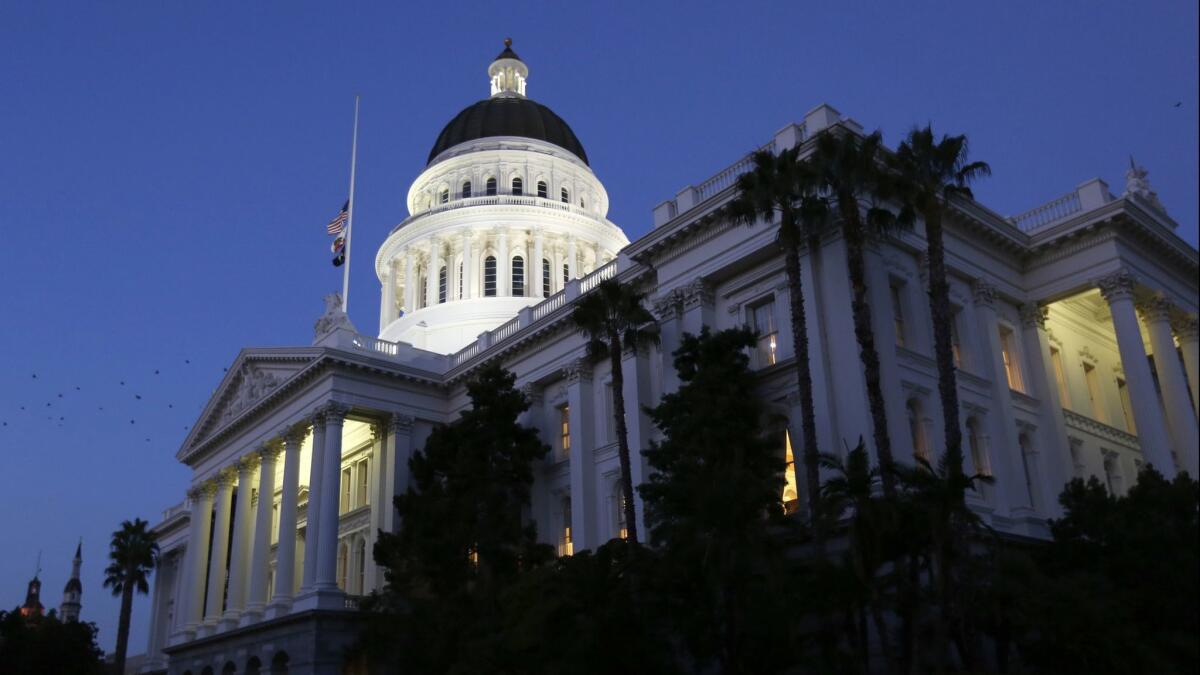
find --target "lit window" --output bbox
[462,181,472,199]
[891,283,906,348]
[1117,378,1136,434]
[356,458,369,508]
[558,404,571,458]
[1050,347,1070,408]
[999,326,1024,391]
[512,256,525,297]
[484,256,497,297]
[967,418,991,477]
[340,467,352,514]
[542,258,551,298]
[438,266,447,304]
[337,542,348,590]
[559,498,573,556]
[748,298,778,369]
[782,431,799,514]
[439,189,448,204]
[907,399,928,461]
[537,180,548,198]
[485,177,497,196]
[1083,362,1106,423]
[511,177,523,196]
[561,187,570,204]
[612,485,629,540]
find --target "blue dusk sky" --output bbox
[1,1,1196,654]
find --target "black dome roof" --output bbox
[428,97,588,166]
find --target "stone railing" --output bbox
[580,259,617,292]
[350,334,401,357]
[533,289,567,320]
[343,595,364,610]
[409,194,601,222]
[695,137,787,203]
[162,502,187,521]
[1008,191,1082,232]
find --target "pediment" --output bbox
[179,349,321,459]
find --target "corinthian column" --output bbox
[1097,270,1174,475]
[1173,315,1199,416]
[1139,296,1199,477]
[266,426,305,618]
[220,455,258,629]
[202,469,236,630]
[241,443,278,625]
[533,229,545,298]
[296,402,350,610]
[180,483,214,639]
[300,409,328,593]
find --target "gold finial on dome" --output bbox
[504,37,512,47]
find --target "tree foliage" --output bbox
[0,610,106,675]
[103,517,158,675]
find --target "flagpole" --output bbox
[341,95,360,314]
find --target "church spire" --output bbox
[60,538,83,622]
[488,38,528,98]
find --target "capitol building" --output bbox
[141,42,1199,674]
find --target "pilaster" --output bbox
[1017,303,1071,518]
[565,359,597,551]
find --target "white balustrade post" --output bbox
[180,483,214,639]
[202,469,235,630]
[220,456,258,629]
[1139,297,1199,477]
[241,443,278,624]
[300,411,328,593]
[1097,271,1175,475]
[1175,316,1199,416]
[266,427,305,618]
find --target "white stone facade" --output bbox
[141,63,1199,675]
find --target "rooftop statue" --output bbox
[1122,156,1167,214]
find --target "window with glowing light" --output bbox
[907,399,929,461]
[559,498,574,556]
[748,298,778,369]
[1050,347,1070,408]
[1117,377,1136,434]
[612,483,629,540]
[967,417,992,477]
[998,325,1024,391]
[558,404,571,459]
[950,307,964,368]
[340,468,352,514]
[356,458,369,508]
[1083,362,1106,423]
[484,256,497,297]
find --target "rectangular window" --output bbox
[511,256,525,297]
[890,283,906,348]
[340,467,352,514]
[438,267,447,304]
[542,259,551,298]
[1117,378,1136,434]
[559,499,574,556]
[748,298,778,369]
[562,263,570,285]
[999,326,1024,391]
[484,257,497,297]
[950,308,963,368]
[356,458,369,509]
[1083,362,1106,423]
[558,405,571,458]
[1050,347,1070,408]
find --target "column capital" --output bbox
[1173,314,1199,342]
[318,401,351,423]
[680,279,714,309]
[971,279,997,308]
[213,467,237,488]
[564,359,593,384]
[651,290,683,321]
[187,482,216,501]
[389,412,415,433]
[520,383,544,406]
[256,442,281,463]
[236,454,260,474]
[282,425,307,447]
[370,421,384,442]
[1019,303,1048,330]
[1136,295,1174,324]
[1096,269,1138,303]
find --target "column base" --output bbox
[218,609,242,632]
[239,604,265,627]
[291,586,346,612]
[172,627,198,646]
[264,597,293,620]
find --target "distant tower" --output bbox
[20,553,44,618]
[60,540,83,622]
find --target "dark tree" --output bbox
[0,609,106,675]
[103,518,158,675]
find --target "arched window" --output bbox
[439,188,449,204]
[270,651,290,675]
[562,263,570,285]
[511,177,523,196]
[537,180,548,198]
[461,181,472,199]
[245,657,263,675]
[542,258,551,298]
[485,177,497,196]
[438,266,447,304]
[484,256,497,297]
[223,662,237,675]
[511,256,525,297]
[907,399,928,460]
[561,187,570,203]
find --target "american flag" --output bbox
[326,200,348,235]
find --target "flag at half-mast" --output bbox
[327,200,349,266]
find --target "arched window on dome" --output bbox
[561,187,570,204]
[542,258,551,298]
[511,256,525,297]
[439,188,449,204]
[537,180,548,199]
[484,256,497,297]
[461,181,472,199]
[417,271,428,309]
[511,177,523,196]
[438,266,447,304]
[485,177,497,196]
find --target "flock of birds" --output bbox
[1,361,232,448]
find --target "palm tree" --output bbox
[726,146,828,525]
[572,278,658,544]
[808,129,907,494]
[891,126,991,478]
[103,518,159,675]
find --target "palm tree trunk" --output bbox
[782,233,822,530]
[114,581,134,675]
[922,208,965,476]
[609,332,639,544]
[839,196,896,494]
